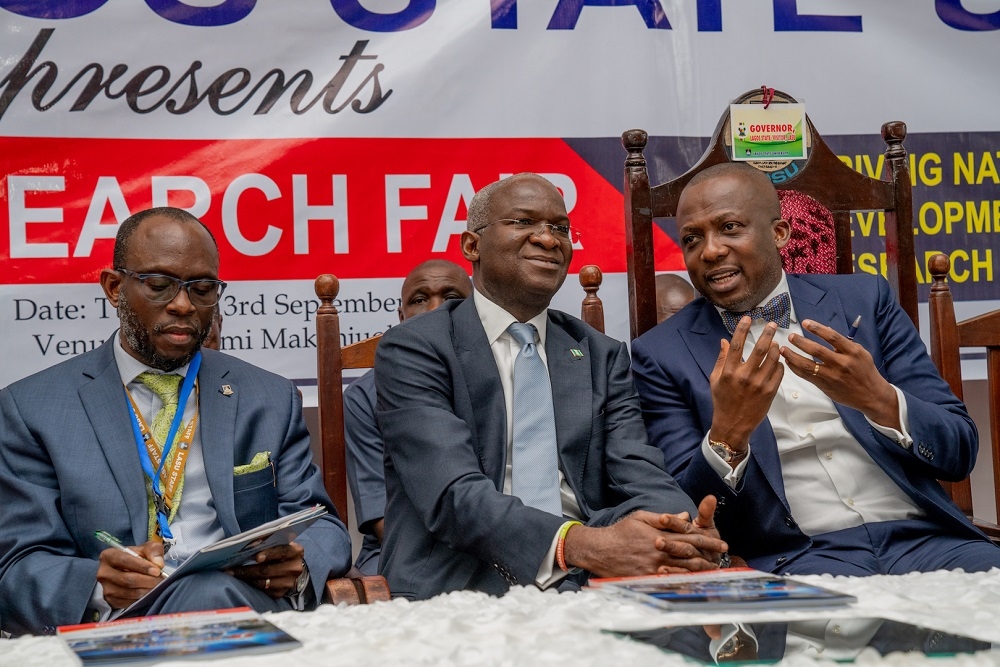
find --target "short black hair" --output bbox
[113,207,217,269]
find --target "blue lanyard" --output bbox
[125,351,201,540]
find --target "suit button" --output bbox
[776,556,787,565]
[785,516,795,527]
[717,497,726,507]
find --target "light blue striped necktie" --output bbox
[508,322,562,516]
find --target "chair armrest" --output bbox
[972,518,1000,542]
[324,567,391,605]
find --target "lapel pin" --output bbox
[570,349,584,359]
[221,384,234,396]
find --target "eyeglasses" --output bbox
[118,269,227,307]
[475,218,581,244]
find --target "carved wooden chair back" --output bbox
[579,265,606,332]
[622,87,916,340]
[927,253,1000,539]
[314,274,389,603]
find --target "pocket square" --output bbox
[234,451,271,476]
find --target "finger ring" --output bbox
[264,578,271,590]
[811,362,820,376]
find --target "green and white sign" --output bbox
[731,103,808,161]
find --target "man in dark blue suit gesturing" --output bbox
[375,173,727,601]
[631,163,1000,576]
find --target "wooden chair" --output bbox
[927,254,1000,539]
[579,265,605,333]
[313,274,390,604]
[623,87,917,340]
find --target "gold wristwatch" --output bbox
[709,439,748,463]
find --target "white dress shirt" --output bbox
[701,273,925,535]
[473,290,582,587]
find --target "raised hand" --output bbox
[783,319,899,430]
[709,318,784,456]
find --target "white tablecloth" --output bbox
[5,569,1000,666]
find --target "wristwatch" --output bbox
[709,439,748,463]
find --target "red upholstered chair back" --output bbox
[778,190,837,275]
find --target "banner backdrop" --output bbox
[3,0,1000,393]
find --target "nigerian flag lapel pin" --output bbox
[570,348,584,360]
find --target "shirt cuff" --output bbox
[701,434,751,489]
[534,522,573,589]
[86,581,124,624]
[865,385,912,448]
[285,564,311,610]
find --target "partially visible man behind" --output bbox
[345,259,472,574]
[0,207,351,636]
[375,173,727,601]
[631,163,1000,576]
[655,273,695,323]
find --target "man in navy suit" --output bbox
[0,207,351,636]
[631,163,1000,575]
[375,174,728,600]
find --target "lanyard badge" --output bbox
[124,351,202,545]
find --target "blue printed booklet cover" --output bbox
[58,607,300,666]
[590,568,856,611]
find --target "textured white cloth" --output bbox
[9,570,1000,665]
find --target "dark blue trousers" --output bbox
[781,519,1000,576]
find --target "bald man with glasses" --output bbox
[0,207,351,637]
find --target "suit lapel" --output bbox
[80,340,150,544]
[195,352,241,536]
[787,275,879,450]
[787,275,850,343]
[679,297,790,508]
[545,320,591,498]
[453,299,507,488]
[681,300,728,381]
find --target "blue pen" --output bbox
[847,315,862,340]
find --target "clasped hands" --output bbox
[562,495,728,578]
[709,316,899,455]
[97,540,306,609]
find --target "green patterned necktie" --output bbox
[136,372,185,535]
[137,372,183,445]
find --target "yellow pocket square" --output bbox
[234,451,271,476]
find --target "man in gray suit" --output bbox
[0,207,351,636]
[375,174,727,600]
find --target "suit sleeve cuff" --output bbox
[701,434,751,489]
[866,385,912,449]
[534,523,573,589]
